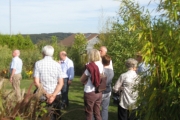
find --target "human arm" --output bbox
[104,68,114,86]
[109,60,113,70]
[34,77,51,98]
[33,62,51,97]
[80,73,88,85]
[10,69,16,83]
[10,58,17,83]
[113,75,123,93]
[47,78,64,104]
[67,60,74,85]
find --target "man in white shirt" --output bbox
[10,50,23,102]
[59,51,74,109]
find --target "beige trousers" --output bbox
[12,73,22,101]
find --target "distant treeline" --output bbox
[22,32,73,44]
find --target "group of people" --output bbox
[9,45,150,120]
[9,46,74,120]
[80,46,114,120]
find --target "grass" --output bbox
[3,76,118,120]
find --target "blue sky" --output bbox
[0,0,158,34]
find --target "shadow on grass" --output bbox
[61,100,118,120]
[61,79,118,120]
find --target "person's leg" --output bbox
[101,92,111,120]
[128,109,137,120]
[84,92,95,120]
[93,92,102,120]
[12,74,22,101]
[118,105,128,120]
[66,80,69,106]
[61,78,68,108]
[49,95,62,120]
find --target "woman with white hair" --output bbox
[113,58,140,120]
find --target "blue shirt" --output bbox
[60,57,74,80]
[137,62,150,77]
[10,56,23,74]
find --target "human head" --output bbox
[125,58,138,70]
[136,51,143,63]
[59,51,67,61]
[42,45,54,57]
[99,46,107,57]
[102,54,111,66]
[12,50,20,57]
[88,49,101,62]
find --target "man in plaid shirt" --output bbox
[33,45,64,120]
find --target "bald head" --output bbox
[12,50,20,57]
[99,46,107,57]
[59,51,67,60]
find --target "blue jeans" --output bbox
[101,92,111,120]
[61,78,69,107]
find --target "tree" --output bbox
[0,34,34,50]
[97,0,148,82]
[69,33,87,75]
[0,45,12,77]
[136,0,180,119]
[98,0,180,119]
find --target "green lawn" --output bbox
[4,76,118,120]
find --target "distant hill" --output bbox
[22,32,73,44]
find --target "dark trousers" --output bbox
[48,95,62,120]
[84,91,102,120]
[61,78,69,107]
[118,105,137,120]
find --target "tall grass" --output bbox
[1,76,118,120]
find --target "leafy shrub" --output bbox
[0,45,12,78]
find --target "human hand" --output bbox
[10,77,13,83]
[47,94,56,104]
[68,80,72,85]
[45,93,51,99]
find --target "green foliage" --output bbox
[51,36,67,61]
[0,45,12,75]
[21,48,42,71]
[98,0,149,82]
[137,11,180,120]
[104,0,180,119]
[98,0,180,119]
[1,77,118,120]
[36,36,67,61]
[24,32,73,44]
[0,34,34,50]
[69,33,88,75]
[158,0,180,22]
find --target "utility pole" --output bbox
[9,0,11,37]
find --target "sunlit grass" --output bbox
[3,76,118,120]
